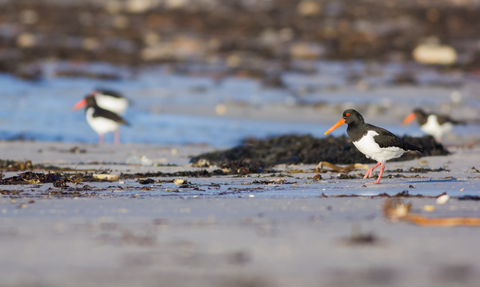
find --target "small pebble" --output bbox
[436,194,450,204]
[424,205,435,212]
[174,179,184,185]
[313,174,322,180]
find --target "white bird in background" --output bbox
[72,89,130,144]
[402,108,465,142]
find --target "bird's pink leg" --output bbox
[366,163,385,185]
[114,129,120,145]
[364,162,381,179]
[99,134,104,145]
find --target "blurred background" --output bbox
[1,0,480,146]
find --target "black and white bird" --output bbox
[402,108,465,142]
[72,95,129,144]
[325,109,423,185]
[90,89,129,115]
[72,89,130,144]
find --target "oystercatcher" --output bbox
[91,89,129,115]
[74,95,129,144]
[325,109,423,184]
[402,108,465,142]
[72,89,130,144]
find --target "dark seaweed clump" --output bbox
[0,172,61,185]
[0,171,113,185]
[121,160,275,178]
[190,134,449,166]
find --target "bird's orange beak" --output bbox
[71,99,87,111]
[324,118,346,135]
[401,112,416,126]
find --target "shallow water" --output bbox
[0,63,478,147]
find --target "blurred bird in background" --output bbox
[72,89,130,144]
[402,108,465,142]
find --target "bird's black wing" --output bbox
[366,124,423,152]
[96,89,124,98]
[436,114,465,125]
[92,107,130,126]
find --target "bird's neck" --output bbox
[346,121,365,139]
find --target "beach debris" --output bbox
[316,161,369,173]
[297,1,322,16]
[412,42,457,65]
[270,178,286,184]
[0,159,120,172]
[288,169,305,174]
[386,167,449,173]
[382,199,480,226]
[340,224,382,246]
[0,170,128,187]
[321,190,445,199]
[120,169,227,179]
[0,160,33,171]
[457,195,480,201]
[59,146,86,154]
[342,231,379,246]
[467,167,480,173]
[226,251,251,265]
[337,174,359,179]
[247,179,294,185]
[220,160,274,175]
[138,178,155,184]
[190,159,211,168]
[215,104,227,115]
[53,179,69,188]
[173,179,184,185]
[436,194,450,204]
[424,205,435,212]
[0,172,61,185]
[126,155,153,166]
[92,174,119,181]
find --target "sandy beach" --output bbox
[1,141,480,287]
[1,1,480,285]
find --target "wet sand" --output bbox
[1,141,480,287]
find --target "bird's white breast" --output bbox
[420,115,452,140]
[86,108,120,135]
[353,130,405,163]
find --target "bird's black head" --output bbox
[413,108,427,116]
[342,109,364,125]
[84,95,98,108]
[325,109,365,135]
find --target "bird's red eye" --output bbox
[346,113,350,116]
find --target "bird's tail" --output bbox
[452,119,467,125]
[406,142,424,154]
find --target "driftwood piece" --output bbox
[382,199,480,227]
[92,174,119,181]
[316,161,369,173]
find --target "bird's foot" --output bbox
[365,181,381,185]
[363,170,373,179]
